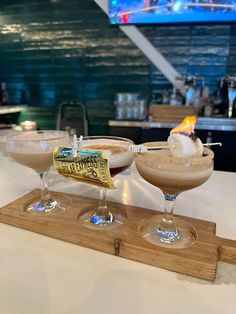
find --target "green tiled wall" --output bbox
[0,0,150,132]
[0,0,235,132]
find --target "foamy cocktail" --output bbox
[135,116,215,248]
[80,138,134,177]
[135,142,214,196]
[9,150,53,173]
[7,130,70,213]
[78,136,134,226]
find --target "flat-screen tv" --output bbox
[109,0,236,25]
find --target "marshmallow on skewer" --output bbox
[167,115,203,158]
[130,116,221,156]
[167,133,203,158]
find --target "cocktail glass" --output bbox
[135,141,214,248]
[78,136,134,227]
[7,130,70,213]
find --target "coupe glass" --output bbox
[135,141,214,248]
[7,130,70,213]
[78,136,134,227]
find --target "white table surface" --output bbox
[0,130,236,314]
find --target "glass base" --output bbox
[23,194,69,214]
[77,205,127,230]
[139,216,197,249]
[90,211,114,225]
[156,224,181,243]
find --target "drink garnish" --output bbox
[53,147,115,189]
[130,115,221,157]
[168,115,204,158]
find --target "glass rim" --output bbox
[137,141,214,165]
[81,135,134,144]
[7,130,69,142]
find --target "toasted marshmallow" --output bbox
[167,133,203,158]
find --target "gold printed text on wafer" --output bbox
[53,147,115,189]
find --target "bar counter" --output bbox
[0,105,27,115]
[0,132,236,313]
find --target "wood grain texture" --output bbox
[149,105,196,122]
[0,189,235,281]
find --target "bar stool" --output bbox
[56,101,88,136]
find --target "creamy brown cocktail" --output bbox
[135,142,214,195]
[80,139,134,177]
[7,130,70,213]
[135,116,215,248]
[8,150,53,173]
[8,131,69,173]
[78,136,134,226]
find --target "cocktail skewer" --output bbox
[72,134,78,157]
[72,134,222,154]
[203,142,222,147]
[72,135,83,156]
[129,142,222,153]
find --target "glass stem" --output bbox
[155,193,181,243]
[161,193,177,230]
[97,187,109,218]
[39,172,51,204]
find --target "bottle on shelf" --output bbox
[220,75,236,118]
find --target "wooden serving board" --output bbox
[0,189,236,281]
